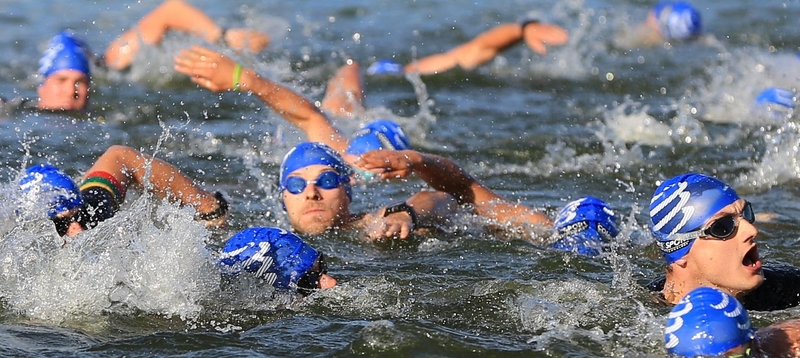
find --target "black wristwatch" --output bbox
[383,201,418,230]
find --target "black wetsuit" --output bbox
[647,264,800,311]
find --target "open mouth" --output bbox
[742,245,761,269]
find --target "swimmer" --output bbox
[352,149,619,255]
[617,1,702,48]
[34,0,270,112]
[278,142,456,241]
[219,227,336,295]
[754,87,795,119]
[19,145,227,239]
[646,173,800,311]
[664,286,756,357]
[366,20,569,76]
[665,286,800,357]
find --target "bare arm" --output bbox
[320,60,365,116]
[105,0,270,70]
[355,149,552,227]
[85,145,225,226]
[173,46,349,153]
[405,22,568,75]
[358,191,458,241]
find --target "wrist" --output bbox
[383,201,418,230]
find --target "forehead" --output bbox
[705,199,746,220]
[44,69,88,82]
[288,164,337,178]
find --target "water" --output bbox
[1,0,800,356]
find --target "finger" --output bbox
[399,224,410,239]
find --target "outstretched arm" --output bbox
[355,149,552,227]
[105,0,270,70]
[85,145,226,227]
[173,46,349,153]
[404,22,568,75]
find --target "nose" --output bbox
[738,218,758,241]
[302,181,322,200]
[66,221,85,237]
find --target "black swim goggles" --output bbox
[296,253,328,296]
[283,171,344,195]
[51,208,89,237]
[670,201,755,243]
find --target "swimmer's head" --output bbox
[19,164,83,219]
[550,196,618,256]
[218,227,329,292]
[37,30,92,111]
[650,173,740,264]
[280,142,352,200]
[346,120,411,181]
[38,30,91,80]
[652,1,702,41]
[665,286,755,356]
[346,119,411,155]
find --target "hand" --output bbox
[353,150,418,180]
[174,46,239,92]
[522,23,569,55]
[365,211,414,240]
[202,212,228,229]
[223,28,271,53]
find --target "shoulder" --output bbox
[742,264,800,311]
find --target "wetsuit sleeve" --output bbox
[78,171,127,229]
[741,264,800,311]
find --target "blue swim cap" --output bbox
[38,30,91,79]
[346,119,412,155]
[280,142,351,199]
[19,164,83,219]
[366,60,403,76]
[550,196,618,257]
[650,173,740,264]
[665,287,755,356]
[755,87,795,109]
[652,1,702,40]
[218,227,320,289]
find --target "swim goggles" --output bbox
[283,171,344,195]
[51,208,89,237]
[669,201,755,243]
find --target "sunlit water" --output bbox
[1,0,800,356]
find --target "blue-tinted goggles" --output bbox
[283,171,344,195]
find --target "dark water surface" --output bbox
[1,0,800,356]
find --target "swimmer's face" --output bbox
[282,165,351,235]
[37,69,89,111]
[681,200,763,297]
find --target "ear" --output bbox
[673,258,688,268]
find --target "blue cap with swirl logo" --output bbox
[19,164,83,219]
[218,227,320,289]
[652,1,702,40]
[665,286,755,356]
[38,30,91,80]
[550,196,618,257]
[650,173,739,264]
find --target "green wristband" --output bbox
[232,63,242,91]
